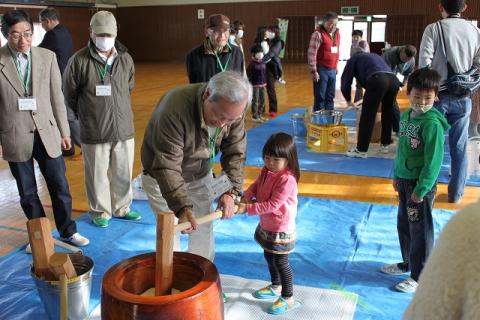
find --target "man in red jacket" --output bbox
[307,11,340,111]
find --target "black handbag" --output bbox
[437,21,480,97]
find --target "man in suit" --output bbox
[0,10,89,249]
[38,7,73,75]
[38,7,80,158]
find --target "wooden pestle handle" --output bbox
[49,253,76,320]
[174,205,239,233]
[155,206,239,296]
[155,213,174,296]
[58,275,68,320]
[174,210,223,233]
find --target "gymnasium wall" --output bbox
[115,0,479,61]
[1,1,479,61]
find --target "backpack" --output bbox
[437,21,480,97]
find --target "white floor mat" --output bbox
[221,275,357,320]
[89,274,358,320]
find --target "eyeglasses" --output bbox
[9,32,33,40]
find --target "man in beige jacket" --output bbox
[0,10,89,249]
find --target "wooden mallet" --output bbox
[154,210,224,296]
[26,217,55,280]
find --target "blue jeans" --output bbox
[396,179,436,281]
[8,131,77,238]
[313,65,336,111]
[434,92,472,202]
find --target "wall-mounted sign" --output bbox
[340,6,360,15]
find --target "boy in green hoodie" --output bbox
[380,67,450,293]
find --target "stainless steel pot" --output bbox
[311,110,343,126]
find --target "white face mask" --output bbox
[237,30,244,38]
[411,103,434,113]
[254,52,264,60]
[266,31,275,39]
[229,35,236,43]
[95,36,115,52]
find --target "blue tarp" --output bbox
[0,198,455,320]
[235,108,480,186]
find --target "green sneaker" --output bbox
[267,297,301,315]
[92,217,109,228]
[252,285,280,299]
[122,210,141,221]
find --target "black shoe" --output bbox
[62,145,75,157]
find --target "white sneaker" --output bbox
[380,145,389,154]
[61,233,90,247]
[260,116,269,122]
[395,277,418,293]
[346,148,367,158]
[277,78,286,85]
[380,263,407,275]
[26,244,32,254]
[252,117,263,123]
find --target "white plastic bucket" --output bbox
[467,136,480,177]
[291,113,307,138]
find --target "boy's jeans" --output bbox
[396,179,436,281]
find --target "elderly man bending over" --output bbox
[141,71,252,261]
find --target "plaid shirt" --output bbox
[307,30,321,73]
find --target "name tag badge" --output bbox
[331,46,338,54]
[206,173,233,201]
[96,85,112,96]
[18,97,37,111]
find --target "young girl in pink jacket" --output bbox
[236,132,300,315]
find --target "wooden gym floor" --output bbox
[0,62,479,256]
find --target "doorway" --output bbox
[337,15,387,61]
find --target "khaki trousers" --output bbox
[82,139,135,220]
[142,172,215,261]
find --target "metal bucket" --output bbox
[291,113,307,137]
[31,253,94,320]
[311,110,343,126]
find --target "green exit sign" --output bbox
[341,6,360,15]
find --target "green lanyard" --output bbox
[95,61,109,84]
[330,33,337,46]
[208,127,220,169]
[10,50,31,96]
[214,51,231,72]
